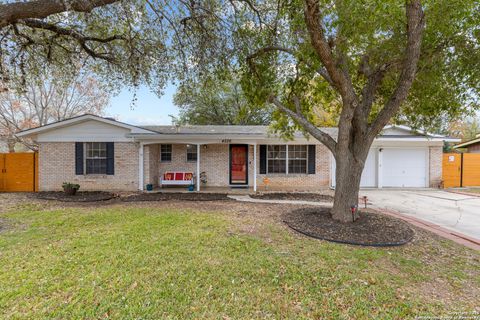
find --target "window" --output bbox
[288,145,307,174]
[186,144,197,162]
[267,145,286,173]
[85,142,107,174]
[161,144,172,162]
[266,145,308,174]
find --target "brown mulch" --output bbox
[250,192,333,202]
[121,192,232,202]
[283,207,415,247]
[35,191,116,202]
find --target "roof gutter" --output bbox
[453,137,480,149]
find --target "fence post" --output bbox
[460,153,464,188]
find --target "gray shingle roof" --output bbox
[140,125,338,138]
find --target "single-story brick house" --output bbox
[453,134,480,153]
[17,114,457,192]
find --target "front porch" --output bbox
[146,186,255,194]
[139,142,258,192]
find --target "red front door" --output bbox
[230,145,248,185]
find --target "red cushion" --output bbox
[174,172,184,180]
[184,173,193,180]
[164,173,173,180]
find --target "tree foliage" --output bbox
[173,74,271,125]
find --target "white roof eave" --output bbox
[15,114,156,138]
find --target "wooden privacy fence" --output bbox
[442,153,480,188]
[0,153,38,192]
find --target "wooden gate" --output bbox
[0,153,38,192]
[443,153,480,188]
[442,153,462,188]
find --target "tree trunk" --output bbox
[331,151,365,223]
[7,138,16,153]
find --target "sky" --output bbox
[105,84,179,125]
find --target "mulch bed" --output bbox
[283,207,414,247]
[251,192,333,202]
[35,191,116,202]
[121,192,232,202]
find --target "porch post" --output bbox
[138,142,144,191]
[253,143,257,192]
[197,144,201,191]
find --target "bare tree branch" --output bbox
[268,94,337,154]
[0,0,119,29]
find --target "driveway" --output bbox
[361,189,480,241]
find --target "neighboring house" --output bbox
[453,134,480,153]
[16,114,456,192]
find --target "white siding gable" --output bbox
[37,120,134,142]
[382,127,415,136]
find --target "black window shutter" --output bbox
[106,142,115,175]
[75,142,84,175]
[259,145,267,174]
[308,145,316,174]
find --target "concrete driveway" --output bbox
[361,189,480,241]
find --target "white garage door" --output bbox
[382,148,427,187]
[331,149,377,188]
[360,150,377,187]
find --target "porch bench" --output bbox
[160,172,195,187]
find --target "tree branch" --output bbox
[246,45,334,86]
[268,95,337,154]
[20,19,126,62]
[367,0,425,140]
[304,0,357,104]
[0,0,119,29]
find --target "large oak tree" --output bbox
[1,0,478,222]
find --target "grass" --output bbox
[0,203,479,319]
[463,188,480,194]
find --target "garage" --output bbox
[360,150,377,187]
[331,149,377,188]
[381,148,427,187]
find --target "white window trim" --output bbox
[288,145,308,174]
[84,142,107,175]
[267,145,287,174]
[160,144,172,162]
[266,144,308,175]
[186,144,198,162]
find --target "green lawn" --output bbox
[0,203,479,319]
[464,188,480,194]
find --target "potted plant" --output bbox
[200,171,207,185]
[62,182,80,196]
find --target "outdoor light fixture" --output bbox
[350,205,358,222]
